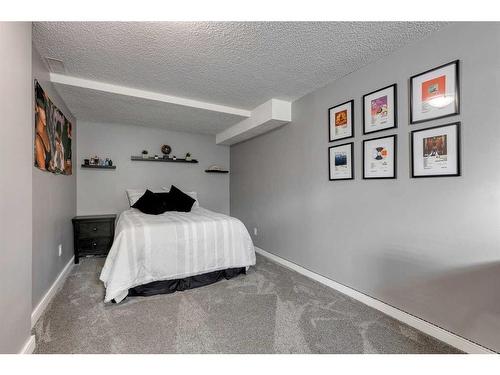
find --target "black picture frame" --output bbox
[328,99,354,142]
[409,60,460,125]
[362,134,397,179]
[362,83,398,135]
[328,142,354,181]
[410,122,461,178]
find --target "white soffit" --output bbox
[50,73,251,118]
[50,73,292,141]
[216,99,292,145]
[52,83,247,135]
[49,73,250,135]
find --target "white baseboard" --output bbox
[19,335,36,354]
[254,247,495,354]
[31,256,75,329]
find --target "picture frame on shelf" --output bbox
[328,100,354,142]
[411,122,461,178]
[362,134,397,179]
[410,60,460,124]
[328,142,354,181]
[363,84,397,135]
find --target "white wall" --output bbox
[0,22,32,353]
[32,45,77,309]
[230,23,500,352]
[77,121,230,215]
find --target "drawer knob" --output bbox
[92,227,98,231]
[92,242,97,247]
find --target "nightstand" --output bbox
[72,214,116,264]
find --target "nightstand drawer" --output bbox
[78,238,112,255]
[78,221,113,239]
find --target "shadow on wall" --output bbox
[367,249,500,352]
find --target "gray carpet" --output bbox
[33,254,460,354]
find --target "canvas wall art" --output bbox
[34,80,72,175]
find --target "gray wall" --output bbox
[77,121,230,215]
[231,23,500,352]
[32,45,77,309]
[0,22,32,353]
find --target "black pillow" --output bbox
[154,192,176,212]
[168,185,196,212]
[132,189,166,215]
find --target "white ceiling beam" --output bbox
[49,73,251,118]
[216,99,291,145]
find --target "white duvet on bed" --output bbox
[100,207,256,303]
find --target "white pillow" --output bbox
[126,188,164,207]
[162,187,199,208]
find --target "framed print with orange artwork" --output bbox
[328,99,354,142]
[410,60,460,124]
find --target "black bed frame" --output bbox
[116,267,246,301]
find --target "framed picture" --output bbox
[410,60,460,124]
[328,100,354,142]
[363,134,397,179]
[411,122,461,178]
[329,142,354,181]
[363,84,397,134]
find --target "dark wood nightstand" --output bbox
[72,214,116,264]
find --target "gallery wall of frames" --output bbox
[328,60,460,181]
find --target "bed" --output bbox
[100,204,256,303]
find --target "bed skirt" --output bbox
[125,267,247,298]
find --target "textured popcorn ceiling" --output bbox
[33,22,447,133]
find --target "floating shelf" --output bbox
[81,164,116,169]
[205,170,229,174]
[131,156,198,163]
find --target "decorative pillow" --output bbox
[162,187,199,207]
[168,185,196,212]
[154,192,176,212]
[126,188,163,206]
[132,189,166,215]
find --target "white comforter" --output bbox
[100,207,256,303]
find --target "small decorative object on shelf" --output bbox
[185,152,192,161]
[90,155,100,165]
[154,155,159,159]
[142,150,149,159]
[205,165,229,174]
[172,155,177,160]
[161,144,172,156]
